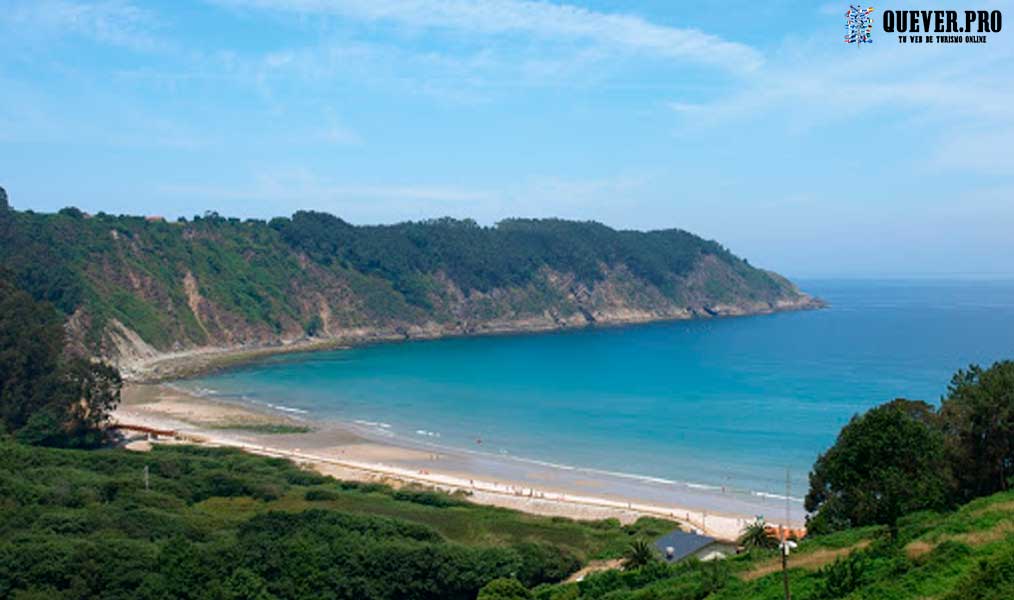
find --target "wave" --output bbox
[687,482,724,492]
[169,383,804,507]
[514,459,803,505]
[750,490,805,503]
[353,421,802,506]
[169,383,218,398]
[175,383,311,416]
[353,419,392,429]
[266,404,309,415]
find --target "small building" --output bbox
[654,530,738,563]
[765,524,807,543]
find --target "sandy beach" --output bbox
[115,383,803,541]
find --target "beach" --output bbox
[116,383,782,541]
[111,278,1014,545]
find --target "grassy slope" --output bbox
[534,490,1014,599]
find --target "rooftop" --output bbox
[654,530,720,562]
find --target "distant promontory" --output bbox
[0,207,822,378]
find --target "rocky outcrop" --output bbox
[104,259,822,381]
[1,208,823,378]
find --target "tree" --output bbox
[940,362,1014,500]
[739,519,778,550]
[622,538,657,570]
[14,405,69,446]
[477,578,532,600]
[304,315,323,337]
[0,186,8,211]
[0,272,121,446]
[0,274,65,432]
[61,357,122,447]
[805,399,952,535]
[817,550,871,599]
[221,568,276,600]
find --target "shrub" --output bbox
[393,488,470,508]
[304,488,339,502]
[478,578,533,600]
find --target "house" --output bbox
[765,524,807,542]
[654,530,738,563]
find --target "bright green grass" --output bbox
[529,489,1014,599]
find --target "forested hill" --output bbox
[0,201,820,375]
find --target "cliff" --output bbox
[0,208,821,378]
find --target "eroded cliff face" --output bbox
[1,209,821,377]
[94,255,821,379]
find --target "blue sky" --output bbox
[1,0,1012,277]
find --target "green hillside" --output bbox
[2,248,1013,600]
[0,440,672,600]
[0,204,818,371]
[521,488,1014,600]
[2,439,1013,600]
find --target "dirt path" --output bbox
[739,540,872,581]
[565,559,625,583]
[906,520,1014,558]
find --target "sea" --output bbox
[179,279,1014,522]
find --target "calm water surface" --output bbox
[183,279,1014,510]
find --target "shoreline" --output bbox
[115,383,806,541]
[118,296,825,383]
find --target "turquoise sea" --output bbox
[182,279,1014,520]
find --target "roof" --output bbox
[654,530,720,562]
[765,524,807,541]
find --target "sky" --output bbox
[1,0,1013,278]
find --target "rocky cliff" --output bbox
[0,208,821,377]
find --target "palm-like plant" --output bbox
[738,519,778,550]
[623,538,657,570]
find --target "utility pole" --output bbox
[781,523,790,600]
[781,468,792,600]
[144,465,150,491]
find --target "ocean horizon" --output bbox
[180,278,1014,521]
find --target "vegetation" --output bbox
[1,261,678,598]
[0,201,809,362]
[0,440,675,600]
[940,362,1014,501]
[486,362,1014,599]
[805,399,952,535]
[0,271,121,447]
[738,520,778,551]
[1,290,1013,600]
[477,578,534,600]
[501,487,1014,600]
[271,212,751,298]
[4,190,1014,597]
[805,363,1014,536]
[622,539,658,570]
